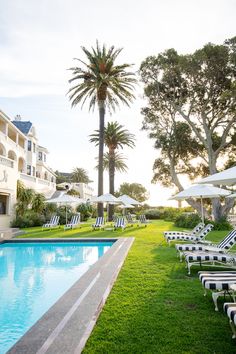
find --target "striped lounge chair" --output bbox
[199,271,236,311]
[42,215,60,230]
[114,217,126,231]
[184,251,236,275]
[165,224,213,246]
[64,213,81,230]
[224,303,236,338]
[164,222,204,238]
[92,217,105,231]
[139,214,150,226]
[126,214,137,226]
[176,228,236,261]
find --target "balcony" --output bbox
[0,156,14,168]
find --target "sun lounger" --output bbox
[42,215,60,230]
[185,251,236,275]
[224,303,236,338]
[64,214,81,230]
[164,222,204,237]
[139,214,150,226]
[114,217,126,231]
[126,214,137,226]
[165,224,214,246]
[176,228,236,261]
[198,271,236,311]
[92,217,105,230]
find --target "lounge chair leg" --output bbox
[187,262,192,275]
[212,292,220,311]
[229,320,236,339]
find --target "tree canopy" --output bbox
[117,182,149,203]
[140,36,236,220]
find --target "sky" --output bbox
[0,0,235,205]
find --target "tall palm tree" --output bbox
[68,42,136,216]
[90,121,135,220]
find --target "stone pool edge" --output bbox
[6,237,134,354]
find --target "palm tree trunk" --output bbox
[108,149,115,221]
[97,101,105,217]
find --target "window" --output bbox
[33,167,35,176]
[44,154,46,162]
[38,152,42,161]
[27,165,31,175]
[28,140,32,151]
[33,143,36,153]
[0,194,8,215]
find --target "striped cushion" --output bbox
[199,271,236,290]
[184,251,233,263]
[224,303,236,324]
[164,223,204,237]
[166,224,213,242]
[218,229,236,250]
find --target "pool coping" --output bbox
[5,237,134,354]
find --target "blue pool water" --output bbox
[0,241,113,354]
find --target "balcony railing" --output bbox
[0,156,14,168]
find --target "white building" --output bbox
[57,182,94,200]
[0,110,56,227]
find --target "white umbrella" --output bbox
[198,166,236,186]
[90,193,122,220]
[90,193,121,204]
[171,184,231,223]
[118,194,140,205]
[46,194,86,224]
[119,203,135,215]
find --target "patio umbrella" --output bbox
[118,194,141,206]
[170,184,231,223]
[90,193,122,220]
[119,203,135,215]
[198,166,236,186]
[46,194,86,224]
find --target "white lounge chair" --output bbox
[183,229,236,274]
[176,227,236,260]
[42,215,60,230]
[224,303,236,338]
[165,224,214,246]
[199,271,236,311]
[164,222,204,237]
[114,217,126,231]
[92,217,105,230]
[126,214,137,226]
[64,213,81,230]
[139,214,150,226]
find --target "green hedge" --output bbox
[143,207,193,221]
[175,214,233,230]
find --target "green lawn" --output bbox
[19,221,236,353]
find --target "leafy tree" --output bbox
[90,121,135,220]
[117,182,149,203]
[31,193,45,213]
[16,180,35,216]
[71,167,91,183]
[140,37,236,221]
[68,42,136,216]
[66,188,80,196]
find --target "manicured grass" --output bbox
[19,221,236,353]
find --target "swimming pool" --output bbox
[0,240,114,354]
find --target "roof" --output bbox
[12,121,32,135]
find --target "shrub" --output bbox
[143,207,192,221]
[76,203,93,221]
[205,217,233,231]
[11,211,46,228]
[174,214,202,229]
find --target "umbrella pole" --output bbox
[200,196,204,223]
[66,205,67,225]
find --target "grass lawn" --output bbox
[18,220,236,353]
